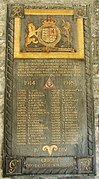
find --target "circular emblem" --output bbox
[37,17,61,48]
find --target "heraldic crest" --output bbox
[25,16,73,52]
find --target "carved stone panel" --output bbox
[4,4,95,177]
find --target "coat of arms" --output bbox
[25,16,61,51]
[25,16,74,52]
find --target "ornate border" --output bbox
[4,7,14,157]
[84,8,94,156]
[84,5,95,174]
[93,0,99,63]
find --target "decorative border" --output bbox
[84,5,95,174]
[4,4,95,177]
[84,7,94,156]
[4,7,14,157]
[14,9,84,59]
[93,0,99,63]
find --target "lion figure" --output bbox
[25,21,38,48]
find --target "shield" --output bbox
[41,27,57,43]
[37,17,61,48]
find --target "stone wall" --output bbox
[0,0,99,178]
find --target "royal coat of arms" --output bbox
[25,16,61,50]
[25,16,73,52]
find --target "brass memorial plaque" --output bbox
[4,4,95,177]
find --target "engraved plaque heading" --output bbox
[4,4,95,177]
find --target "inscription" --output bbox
[24,80,36,86]
[17,60,81,77]
[51,90,61,144]
[28,90,48,144]
[23,157,75,169]
[61,89,79,144]
[13,59,87,157]
[16,88,80,145]
[17,90,27,145]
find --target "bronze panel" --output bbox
[4,4,95,177]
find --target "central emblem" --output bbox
[44,77,55,90]
[42,145,58,156]
[25,16,61,50]
[37,16,61,48]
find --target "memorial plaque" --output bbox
[4,4,95,177]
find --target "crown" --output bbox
[42,16,56,25]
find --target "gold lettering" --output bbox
[24,80,36,86]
